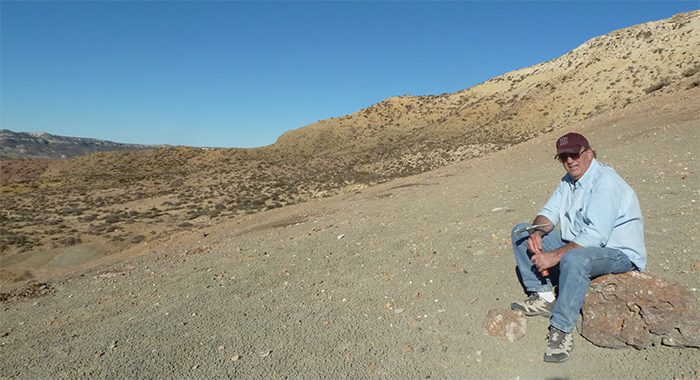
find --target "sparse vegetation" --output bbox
[644,79,672,94]
[682,64,700,77]
[0,9,698,270]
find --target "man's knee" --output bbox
[559,248,588,268]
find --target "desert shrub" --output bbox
[104,214,120,224]
[1,233,27,249]
[0,229,40,252]
[252,197,268,206]
[58,207,84,216]
[143,209,162,218]
[58,237,81,246]
[186,210,202,220]
[170,179,184,187]
[643,79,671,94]
[682,65,700,77]
[268,201,284,210]
[178,222,193,228]
[80,214,99,223]
[131,235,145,244]
[87,225,102,235]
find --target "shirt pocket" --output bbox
[571,208,588,235]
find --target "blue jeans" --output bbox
[511,223,635,333]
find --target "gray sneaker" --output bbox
[544,326,574,363]
[510,293,555,317]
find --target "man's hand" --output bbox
[527,233,553,275]
[531,250,562,273]
[525,216,555,275]
[530,242,583,274]
[526,233,543,255]
[526,216,554,255]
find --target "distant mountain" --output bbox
[0,130,166,160]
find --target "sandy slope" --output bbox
[1,88,698,379]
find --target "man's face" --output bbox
[558,147,594,181]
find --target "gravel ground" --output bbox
[1,89,698,379]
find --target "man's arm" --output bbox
[530,186,619,272]
[532,215,554,235]
[527,179,565,274]
[526,215,555,255]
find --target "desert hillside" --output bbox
[0,82,697,380]
[272,10,699,158]
[1,11,699,285]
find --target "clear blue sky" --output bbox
[2,1,697,148]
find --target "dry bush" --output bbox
[644,79,672,94]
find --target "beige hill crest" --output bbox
[272,10,699,156]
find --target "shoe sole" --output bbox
[544,354,570,363]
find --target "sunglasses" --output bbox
[556,148,588,162]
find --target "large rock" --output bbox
[580,271,700,349]
[483,308,527,342]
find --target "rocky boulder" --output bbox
[483,308,527,342]
[580,271,700,349]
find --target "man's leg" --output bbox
[544,246,634,363]
[511,224,567,316]
[549,246,634,333]
[511,223,567,293]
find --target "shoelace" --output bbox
[546,329,563,346]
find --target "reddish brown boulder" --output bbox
[483,308,527,342]
[580,271,700,349]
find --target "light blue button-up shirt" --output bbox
[538,159,647,270]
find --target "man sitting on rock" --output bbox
[510,132,646,363]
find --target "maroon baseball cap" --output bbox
[556,133,589,156]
